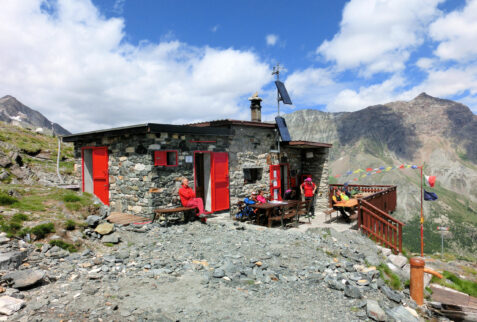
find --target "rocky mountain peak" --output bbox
[0,95,70,136]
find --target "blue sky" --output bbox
[0,0,476,132]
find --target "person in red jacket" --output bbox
[300,177,317,218]
[178,178,206,220]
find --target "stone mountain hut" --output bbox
[63,95,332,218]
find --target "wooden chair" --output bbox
[295,201,310,225]
[324,208,339,222]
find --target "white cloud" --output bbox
[407,65,477,98]
[285,67,343,106]
[317,0,443,77]
[266,34,278,46]
[211,25,219,32]
[327,75,408,112]
[112,0,125,15]
[0,0,272,133]
[429,0,477,61]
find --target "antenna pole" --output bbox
[272,63,281,116]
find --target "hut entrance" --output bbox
[194,151,230,213]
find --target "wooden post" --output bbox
[410,257,425,305]
[420,166,424,257]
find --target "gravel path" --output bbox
[2,219,422,321]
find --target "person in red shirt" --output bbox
[178,178,206,220]
[300,177,317,218]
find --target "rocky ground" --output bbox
[0,217,430,322]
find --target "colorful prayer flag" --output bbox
[425,175,436,187]
[424,190,438,201]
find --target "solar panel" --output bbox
[275,116,291,142]
[275,81,293,105]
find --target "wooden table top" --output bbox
[250,200,298,209]
[334,199,358,208]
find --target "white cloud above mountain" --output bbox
[316,0,443,77]
[0,0,271,132]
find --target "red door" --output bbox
[92,147,109,205]
[211,152,229,211]
[270,165,282,201]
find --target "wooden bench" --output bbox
[324,208,339,222]
[153,206,196,225]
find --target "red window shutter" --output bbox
[154,151,167,166]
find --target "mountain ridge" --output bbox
[0,95,70,136]
[284,93,477,256]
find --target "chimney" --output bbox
[248,92,262,122]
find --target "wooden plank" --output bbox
[430,284,470,306]
[107,212,150,225]
[155,207,194,213]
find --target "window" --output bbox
[154,150,178,166]
[243,168,262,184]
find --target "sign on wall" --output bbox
[185,155,193,163]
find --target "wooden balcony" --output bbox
[329,184,403,253]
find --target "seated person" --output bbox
[283,189,296,200]
[244,191,258,205]
[256,190,268,204]
[178,178,206,220]
[342,183,352,198]
[331,188,354,222]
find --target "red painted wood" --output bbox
[211,152,229,212]
[154,151,167,166]
[92,147,109,205]
[269,165,282,201]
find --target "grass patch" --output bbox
[31,223,55,239]
[430,271,477,297]
[11,213,28,222]
[65,219,76,230]
[462,266,477,277]
[63,194,81,203]
[49,240,77,253]
[378,263,402,290]
[1,221,23,238]
[0,192,18,205]
[1,186,94,213]
[104,242,114,247]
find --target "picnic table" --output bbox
[333,199,358,208]
[250,200,300,227]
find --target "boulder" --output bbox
[0,171,9,180]
[344,284,362,298]
[388,254,408,268]
[386,306,419,322]
[3,269,45,289]
[380,285,402,303]
[366,299,386,321]
[0,296,25,315]
[102,234,120,244]
[0,251,27,270]
[85,215,101,227]
[45,246,69,259]
[95,223,114,235]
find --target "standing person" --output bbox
[300,177,317,218]
[178,178,207,221]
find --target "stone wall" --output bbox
[72,132,228,218]
[71,124,330,219]
[227,126,278,211]
[280,146,330,214]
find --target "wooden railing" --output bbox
[329,184,403,253]
[358,199,404,253]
